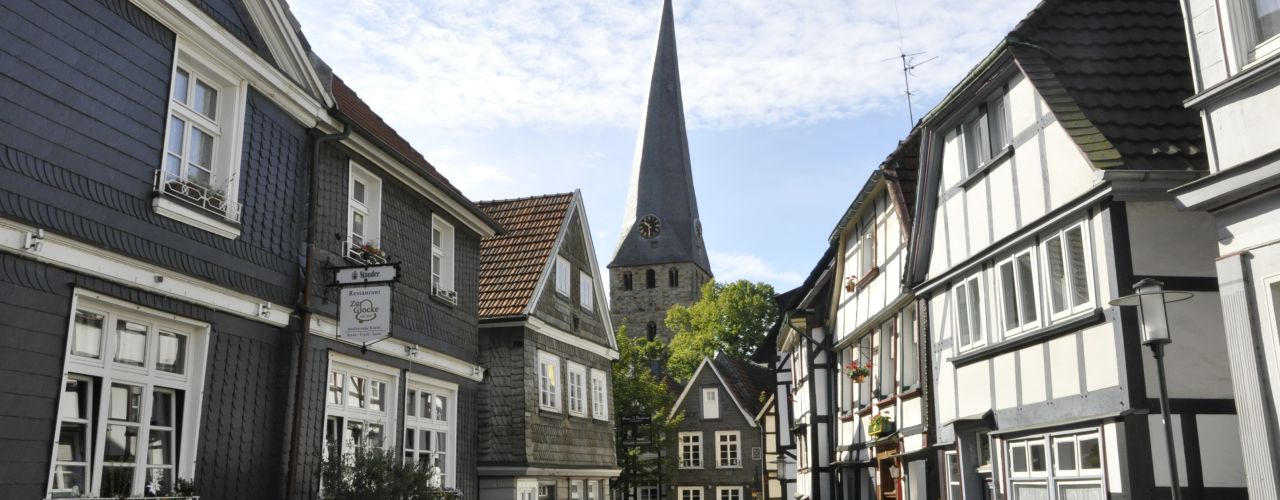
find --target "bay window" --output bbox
[49,295,206,498]
[404,377,456,487]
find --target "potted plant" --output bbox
[868,414,894,438]
[357,242,385,261]
[844,275,858,292]
[845,360,872,383]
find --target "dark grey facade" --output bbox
[668,355,769,500]
[0,1,314,498]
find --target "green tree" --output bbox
[611,325,682,497]
[664,279,778,382]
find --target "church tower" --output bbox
[609,0,713,344]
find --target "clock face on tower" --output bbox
[638,214,662,239]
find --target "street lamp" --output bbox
[1110,278,1193,500]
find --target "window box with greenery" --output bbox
[868,414,895,438]
[321,447,462,500]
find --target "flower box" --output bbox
[868,414,894,438]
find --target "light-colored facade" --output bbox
[908,2,1248,499]
[777,259,837,500]
[1173,1,1280,497]
[831,136,930,500]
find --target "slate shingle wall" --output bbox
[183,0,276,66]
[0,0,311,307]
[532,210,611,348]
[669,365,763,493]
[478,326,528,464]
[308,141,481,363]
[0,253,294,499]
[524,331,617,467]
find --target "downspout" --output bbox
[286,122,350,499]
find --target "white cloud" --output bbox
[426,149,516,196]
[291,0,1039,135]
[710,250,805,289]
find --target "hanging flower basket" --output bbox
[844,275,858,292]
[845,360,871,383]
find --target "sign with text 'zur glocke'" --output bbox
[339,285,392,343]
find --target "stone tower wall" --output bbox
[609,262,712,344]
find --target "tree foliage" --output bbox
[320,447,462,500]
[611,325,683,495]
[664,280,778,382]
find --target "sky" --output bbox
[291,0,1040,293]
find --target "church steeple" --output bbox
[608,0,712,276]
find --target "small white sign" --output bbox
[335,265,398,285]
[339,285,392,343]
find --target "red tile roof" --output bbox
[476,193,575,319]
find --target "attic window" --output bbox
[556,256,571,296]
[958,85,1011,176]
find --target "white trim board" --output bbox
[476,466,622,478]
[668,356,758,427]
[309,315,485,382]
[127,0,337,131]
[0,217,293,327]
[483,317,620,360]
[239,0,333,108]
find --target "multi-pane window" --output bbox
[856,335,873,406]
[639,486,660,500]
[347,164,383,259]
[580,271,594,310]
[876,320,894,397]
[999,250,1040,334]
[945,451,962,500]
[1007,430,1104,500]
[899,306,920,389]
[680,432,703,468]
[590,369,608,421]
[955,275,985,350]
[702,388,719,419]
[1043,224,1091,318]
[567,362,587,417]
[404,381,454,487]
[325,360,394,464]
[51,299,203,498]
[717,487,743,500]
[158,47,246,223]
[538,351,562,412]
[556,256,571,296]
[678,487,703,500]
[960,87,1012,175]
[716,431,741,468]
[1234,0,1280,62]
[432,217,455,294]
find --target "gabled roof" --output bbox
[609,0,712,275]
[670,352,772,426]
[923,0,1204,171]
[331,76,503,234]
[476,191,618,350]
[476,193,575,318]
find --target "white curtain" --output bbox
[1058,483,1105,500]
[1011,483,1049,500]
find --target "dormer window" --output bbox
[959,86,1011,175]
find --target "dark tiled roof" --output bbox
[1007,0,1204,170]
[476,193,575,319]
[884,128,921,232]
[713,353,773,417]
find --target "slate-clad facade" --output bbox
[475,193,620,500]
[0,0,326,498]
[668,354,771,500]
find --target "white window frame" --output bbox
[875,319,895,397]
[997,249,1042,337]
[153,41,249,236]
[679,432,703,469]
[638,486,660,500]
[556,256,572,296]
[1042,223,1093,321]
[579,271,594,311]
[1006,429,1105,499]
[716,430,741,468]
[590,369,608,421]
[324,353,398,462]
[587,480,599,500]
[954,275,986,351]
[678,486,704,500]
[570,480,583,500]
[716,486,743,500]
[899,306,920,390]
[1229,0,1280,66]
[48,292,209,498]
[432,215,456,295]
[346,163,383,258]
[566,362,588,417]
[702,388,720,420]
[945,451,963,500]
[958,85,1012,176]
[538,351,562,412]
[403,374,458,488]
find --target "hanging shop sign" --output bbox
[333,264,400,285]
[338,285,392,343]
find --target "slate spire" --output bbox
[609,0,712,275]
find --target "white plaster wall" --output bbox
[1127,201,1219,277]
[1149,414,1190,487]
[1142,292,1234,399]
[1198,414,1248,487]
[1020,344,1048,404]
[1048,334,1081,399]
[1206,75,1280,170]
[1081,323,1120,392]
[1186,0,1227,88]
[956,361,991,418]
[993,352,1018,410]
[901,396,923,429]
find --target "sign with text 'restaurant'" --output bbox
[339,285,392,343]
[334,264,399,285]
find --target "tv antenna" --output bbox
[884,0,936,126]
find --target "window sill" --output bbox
[856,405,874,417]
[154,196,241,239]
[538,407,563,416]
[873,395,897,407]
[897,386,922,400]
[959,146,1014,190]
[839,411,858,422]
[855,266,881,291]
[1187,44,1280,109]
